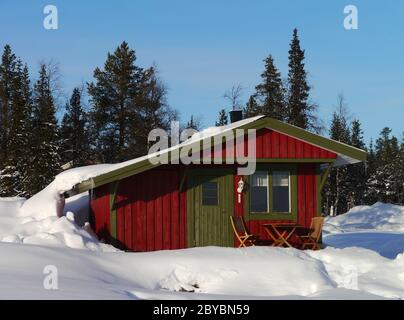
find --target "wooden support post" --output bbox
[319,162,334,193]
[109,181,120,244]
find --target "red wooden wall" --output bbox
[205,128,337,160]
[90,128,331,251]
[89,184,111,243]
[112,167,186,251]
[297,164,318,227]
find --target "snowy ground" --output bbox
[0,167,403,299]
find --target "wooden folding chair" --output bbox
[296,217,324,250]
[230,216,261,247]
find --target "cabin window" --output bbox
[202,181,218,205]
[250,171,269,212]
[272,171,290,213]
[249,169,292,215]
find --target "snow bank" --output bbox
[0,166,117,251]
[324,202,404,234]
[0,204,115,251]
[0,244,403,299]
[323,202,404,258]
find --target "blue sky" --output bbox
[1,0,403,143]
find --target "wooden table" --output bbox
[262,223,303,248]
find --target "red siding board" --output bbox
[162,181,171,250]
[272,131,280,158]
[138,177,147,251]
[90,185,110,243]
[155,180,163,251]
[146,174,155,251]
[287,136,296,158]
[279,134,288,158]
[171,173,180,250]
[124,197,132,250]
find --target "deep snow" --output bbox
[0,167,403,299]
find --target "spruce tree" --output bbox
[244,95,259,118]
[131,66,173,156]
[0,62,33,197]
[215,109,228,126]
[287,29,318,131]
[0,45,17,167]
[25,64,61,195]
[254,55,286,120]
[60,88,88,167]
[346,119,366,207]
[367,127,400,203]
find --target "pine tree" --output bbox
[375,127,399,165]
[0,62,33,197]
[254,55,286,120]
[215,109,228,126]
[25,64,61,195]
[346,119,366,207]
[60,88,88,167]
[131,66,173,156]
[244,95,259,118]
[287,29,318,131]
[0,45,17,167]
[364,138,377,204]
[88,41,145,162]
[367,139,376,175]
[367,127,400,203]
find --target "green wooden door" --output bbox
[188,170,233,247]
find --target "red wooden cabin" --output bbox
[67,115,366,251]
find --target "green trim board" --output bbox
[70,116,367,196]
[319,162,334,193]
[187,168,234,248]
[109,181,120,242]
[244,164,298,221]
[316,164,322,217]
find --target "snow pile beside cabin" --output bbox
[323,203,404,259]
[324,202,404,233]
[0,165,117,251]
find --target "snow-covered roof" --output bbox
[65,115,366,196]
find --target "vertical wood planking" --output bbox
[155,175,163,251]
[279,133,288,158]
[171,171,180,249]
[287,136,296,158]
[272,131,280,158]
[146,173,155,251]
[139,175,147,251]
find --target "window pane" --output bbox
[202,181,218,205]
[272,171,290,212]
[251,172,268,212]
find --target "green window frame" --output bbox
[245,164,297,221]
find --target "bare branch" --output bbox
[223,84,243,111]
